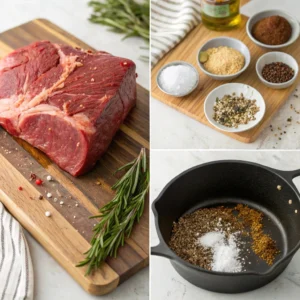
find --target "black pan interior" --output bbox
[155,162,300,273]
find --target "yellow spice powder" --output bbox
[204,46,245,75]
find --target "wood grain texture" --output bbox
[151,14,300,143]
[0,19,149,295]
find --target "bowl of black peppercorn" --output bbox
[256,52,298,89]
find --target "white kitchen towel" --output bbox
[0,203,34,300]
[151,0,201,67]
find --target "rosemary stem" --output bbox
[77,148,149,275]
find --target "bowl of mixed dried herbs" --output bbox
[204,83,265,133]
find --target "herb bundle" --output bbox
[88,0,149,42]
[77,148,149,275]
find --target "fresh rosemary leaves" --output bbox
[77,148,149,275]
[88,0,149,43]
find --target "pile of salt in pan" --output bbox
[198,231,243,273]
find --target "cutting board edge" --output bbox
[0,189,120,296]
[151,14,300,144]
[0,17,149,294]
[0,173,121,296]
[151,89,257,144]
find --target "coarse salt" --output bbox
[45,211,51,217]
[198,231,243,273]
[159,65,198,96]
[46,175,52,181]
[199,231,224,248]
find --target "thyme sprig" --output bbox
[88,0,149,43]
[77,148,149,275]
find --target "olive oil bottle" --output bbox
[200,0,241,31]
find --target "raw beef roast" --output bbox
[0,41,136,176]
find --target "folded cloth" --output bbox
[151,0,201,67]
[0,202,34,300]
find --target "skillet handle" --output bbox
[277,169,300,181]
[151,241,176,260]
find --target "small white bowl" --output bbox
[204,83,266,133]
[256,52,299,89]
[197,37,251,81]
[246,10,300,49]
[156,61,199,97]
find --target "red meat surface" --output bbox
[0,41,136,176]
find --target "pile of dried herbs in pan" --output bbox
[77,148,149,275]
[169,204,279,273]
[88,0,149,61]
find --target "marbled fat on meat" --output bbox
[0,41,136,176]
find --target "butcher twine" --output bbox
[0,203,34,300]
[151,0,201,67]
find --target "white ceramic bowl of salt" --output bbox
[204,83,266,133]
[156,61,199,97]
[197,37,251,81]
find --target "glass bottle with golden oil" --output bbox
[200,0,241,31]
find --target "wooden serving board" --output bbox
[0,19,149,295]
[151,14,300,143]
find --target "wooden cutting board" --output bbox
[151,14,300,143]
[0,19,149,295]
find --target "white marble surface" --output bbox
[151,150,300,300]
[151,0,300,149]
[0,1,149,299]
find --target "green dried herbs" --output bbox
[213,93,260,128]
[169,204,279,271]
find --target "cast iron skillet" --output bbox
[151,161,300,293]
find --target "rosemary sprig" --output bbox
[88,0,149,43]
[77,148,149,275]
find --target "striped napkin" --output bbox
[151,0,201,67]
[0,203,34,300]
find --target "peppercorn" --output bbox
[30,173,37,181]
[262,62,294,83]
[169,206,244,270]
[169,204,279,270]
[35,179,43,185]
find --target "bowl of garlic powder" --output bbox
[197,37,251,81]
